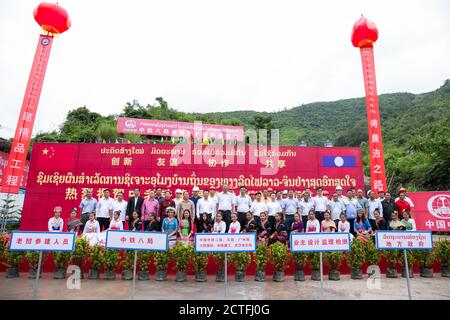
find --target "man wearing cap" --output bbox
[113,191,128,228]
[96,188,114,231]
[342,189,361,235]
[282,190,288,200]
[190,187,201,208]
[299,190,315,231]
[367,190,383,231]
[141,190,160,231]
[377,190,386,202]
[159,190,175,221]
[216,184,236,230]
[283,189,300,232]
[335,186,347,204]
[197,189,215,223]
[356,189,369,218]
[235,186,252,228]
[395,188,414,215]
[126,188,144,230]
[313,187,328,223]
[174,189,183,208]
[329,192,345,227]
[79,189,97,233]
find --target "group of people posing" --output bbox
[47,184,416,247]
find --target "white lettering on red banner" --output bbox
[8,231,75,251]
[195,233,257,252]
[375,231,433,250]
[106,230,168,250]
[290,232,351,252]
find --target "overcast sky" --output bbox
[0,0,449,138]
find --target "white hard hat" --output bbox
[192,186,200,192]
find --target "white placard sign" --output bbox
[8,231,76,252]
[106,230,168,251]
[375,231,433,250]
[195,233,257,252]
[290,232,351,252]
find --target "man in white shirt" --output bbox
[113,191,128,226]
[235,186,252,228]
[282,189,300,232]
[335,186,347,204]
[96,188,114,231]
[250,192,268,225]
[196,189,215,222]
[299,191,315,231]
[209,187,218,219]
[368,190,383,230]
[313,187,329,223]
[174,189,183,208]
[267,192,282,229]
[216,184,236,230]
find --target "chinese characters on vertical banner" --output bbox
[360,46,387,194]
[1,35,53,194]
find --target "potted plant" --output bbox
[102,249,120,280]
[53,251,72,279]
[415,250,435,278]
[138,250,152,280]
[435,240,450,277]
[88,245,104,279]
[213,253,226,282]
[270,242,289,282]
[0,234,9,265]
[229,251,251,282]
[308,252,321,281]
[172,242,193,282]
[25,251,48,279]
[291,252,308,281]
[324,252,343,280]
[5,251,24,278]
[154,251,170,281]
[193,252,209,282]
[346,238,366,279]
[71,237,90,279]
[366,240,381,266]
[383,250,401,278]
[399,250,415,278]
[254,243,269,282]
[121,250,135,280]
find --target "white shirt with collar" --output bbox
[96,197,114,218]
[235,195,252,213]
[196,197,215,219]
[217,192,235,211]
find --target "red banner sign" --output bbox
[20,143,365,230]
[408,191,450,232]
[0,151,29,189]
[117,117,244,141]
[360,46,387,194]
[1,35,53,194]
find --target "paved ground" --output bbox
[1,273,449,300]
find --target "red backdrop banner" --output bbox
[1,35,53,194]
[20,143,365,230]
[360,46,387,194]
[0,151,29,189]
[408,191,450,232]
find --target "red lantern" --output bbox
[33,2,71,35]
[351,15,378,48]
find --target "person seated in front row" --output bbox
[242,212,257,233]
[212,212,227,233]
[109,211,123,230]
[389,212,406,230]
[305,210,320,232]
[146,212,160,232]
[130,211,142,231]
[198,213,212,233]
[229,212,241,234]
[321,210,336,232]
[269,212,287,245]
[257,212,271,244]
[48,206,64,232]
[354,208,372,239]
[291,213,304,233]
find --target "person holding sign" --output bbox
[229,212,241,234]
[109,211,124,231]
[305,210,320,232]
[257,212,271,244]
[321,210,337,232]
[82,212,101,246]
[179,209,194,244]
[212,212,227,233]
[269,212,287,245]
[354,208,372,239]
[48,206,64,232]
[162,207,179,248]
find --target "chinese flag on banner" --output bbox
[1,35,53,194]
[360,46,387,194]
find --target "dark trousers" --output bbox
[80,213,90,232]
[98,217,110,231]
[220,210,232,229]
[301,216,308,232]
[268,216,276,230]
[369,219,376,231]
[315,211,325,224]
[348,218,356,235]
[253,215,261,226]
[143,220,149,231]
[285,215,294,234]
[334,220,340,230]
[237,212,247,230]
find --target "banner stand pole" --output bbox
[224,252,228,300]
[131,250,137,300]
[32,251,43,300]
[319,251,324,299]
[403,250,412,300]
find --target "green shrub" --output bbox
[269,242,289,272]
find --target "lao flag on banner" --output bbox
[322,156,356,168]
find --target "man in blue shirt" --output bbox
[79,189,97,232]
[342,189,361,235]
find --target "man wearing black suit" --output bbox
[126,188,144,230]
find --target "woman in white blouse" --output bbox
[228,213,241,233]
[48,206,64,232]
[109,211,124,231]
[82,212,101,246]
[213,212,227,233]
